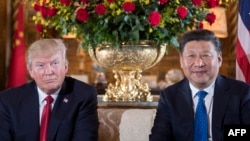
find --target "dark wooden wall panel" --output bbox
[0,0,7,90]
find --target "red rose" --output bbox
[40,6,48,18]
[107,0,114,3]
[148,12,161,27]
[60,0,71,6]
[33,3,41,11]
[47,7,57,17]
[206,0,219,8]
[95,3,106,15]
[192,0,202,7]
[199,22,204,29]
[80,0,90,3]
[158,0,168,5]
[122,2,135,13]
[36,24,44,33]
[206,12,216,25]
[177,6,188,19]
[76,8,89,22]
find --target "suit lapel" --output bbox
[47,79,73,140]
[178,79,194,115]
[176,79,195,139]
[212,76,232,140]
[19,84,40,139]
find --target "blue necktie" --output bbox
[194,91,208,141]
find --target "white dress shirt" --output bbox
[38,87,60,124]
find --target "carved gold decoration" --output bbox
[89,40,166,101]
[76,44,86,72]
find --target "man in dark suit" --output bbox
[150,29,250,141]
[0,39,99,141]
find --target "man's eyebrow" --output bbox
[51,59,60,63]
[34,61,44,64]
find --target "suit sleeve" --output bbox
[72,86,99,141]
[241,85,250,124]
[0,95,12,140]
[149,91,174,141]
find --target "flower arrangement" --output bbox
[30,0,219,49]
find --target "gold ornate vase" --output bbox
[89,40,166,101]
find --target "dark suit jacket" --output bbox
[0,77,99,141]
[150,75,250,141]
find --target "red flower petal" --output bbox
[36,24,44,32]
[122,2,135,13]
[192,0,202,7]
[95,3,106,15]
[60,0,71,6]
[149,12,161,26]
[158,0,169,5]
[177,6,188,19]
[76,8,89,22]
[206,12,216,25]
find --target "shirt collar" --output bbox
[190,81,215,98]
[38,87,60,105]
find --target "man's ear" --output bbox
[65,64,69,72]
[179,54,184,68]
[218,52,223,67]
[28,68,34,79]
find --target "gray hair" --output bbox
[26,39,68,69]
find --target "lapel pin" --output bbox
[63,98,68,103]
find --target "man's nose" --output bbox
[44,64,53,74]
[194,56,205,67]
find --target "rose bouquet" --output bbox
[30,0,219,49]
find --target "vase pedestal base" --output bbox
[102,69,153,102]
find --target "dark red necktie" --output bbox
[40,96,54,141]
